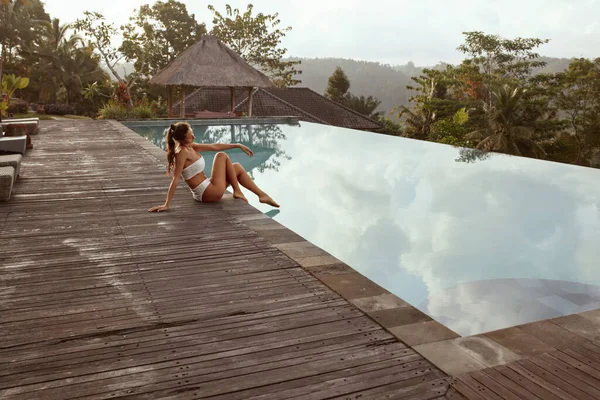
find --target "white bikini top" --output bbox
[181,157,205,180]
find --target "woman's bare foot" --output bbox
[233,190,248,202]
[259,194,280,208]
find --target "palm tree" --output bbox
[0,0,32,121]
[394,76,441,140]
[466,84,546,158]
[343,94,382,119]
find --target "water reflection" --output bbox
[130,123,294,177]
[126,120,600,336]
[455,148,493,164]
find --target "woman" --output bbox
[148,122,279,212]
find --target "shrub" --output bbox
[99,101,130,120]
[45,104,76,115]
[7,100,28,114]
[133,103,154,119]
[99,100,157,120]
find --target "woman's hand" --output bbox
[148,204,169,212]
[238,144,253,157]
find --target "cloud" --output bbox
[47,0,600,65]
[242,121,600,335]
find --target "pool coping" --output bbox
[111,119,600,378]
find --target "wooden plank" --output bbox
[513,359,595,400]
[445,387,468,400]
[447,377,487,400]
[506,363,579,400]
[0,308,369,382]
[0,120,449,400]
[553,350,600,378]
[484,366,550,400]
[2,344,412,399]
[534,354,600,398]
[470,370,526,400]
[452,375,504,400]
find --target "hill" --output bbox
[289,56,575,116]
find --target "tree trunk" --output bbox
[0,42,5,123]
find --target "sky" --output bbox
[45,0,600,66]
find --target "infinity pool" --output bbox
[124,120,600,336]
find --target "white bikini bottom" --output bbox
[189,178,211,202]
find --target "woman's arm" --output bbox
[148,151,186,212]
[192,143,253,156]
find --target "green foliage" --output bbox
[2,73,29,96]
[430,108,471,146]
[377,117,404,136]
[458,31,550,80]
[324,66,382,119]
[554,57,600,165]
[208,3,301,87]
[98,99,157,120]
[73,11,134,106]
[325,67,350,103]
[99,101,129,119]
[73,12,121,78]
[121,0,206,76]
[466,84,547,158]
[291,58,412,117]
[343,94,382,118]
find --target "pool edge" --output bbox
[111,119,600,378]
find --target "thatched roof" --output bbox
[149,35,274,88]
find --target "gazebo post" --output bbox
[230,87,235,114]
[247,87,254,117]
[180,85,186,119]
[167,86,173,118]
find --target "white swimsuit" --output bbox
[182,157,211,202]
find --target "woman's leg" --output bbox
[232,163,279,207]
[203,152,247,202]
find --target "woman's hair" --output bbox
[166,122,191,175]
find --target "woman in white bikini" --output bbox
[148,122,279,212]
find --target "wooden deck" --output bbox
[446,342,600,400]
[0,120,449,399]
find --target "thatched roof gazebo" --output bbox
[149,35,274,118]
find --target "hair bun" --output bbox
[170,124,176,131]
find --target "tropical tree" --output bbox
[0,0,49,110]
[466,84,546,158]
[554,58,600,165]
[343,94,382,118]
[324,67,350,103]
[457,31,550,110]
[207,3,301,87]
[0,0,29,84]
[121,0,206,76]
[395,74,442,139]
[74,11,136,105]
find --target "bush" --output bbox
[132,103,154,119]
[99,100,156,120]
[7,100,28,114]
[45,104,76,115]
[99,101,130,119]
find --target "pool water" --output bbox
[124,120,600,336]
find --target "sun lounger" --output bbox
[3,117,40,123]
[0,136,27,154]
[1,120,38,134]
[0,154,22,181]
[0,166,15,201]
